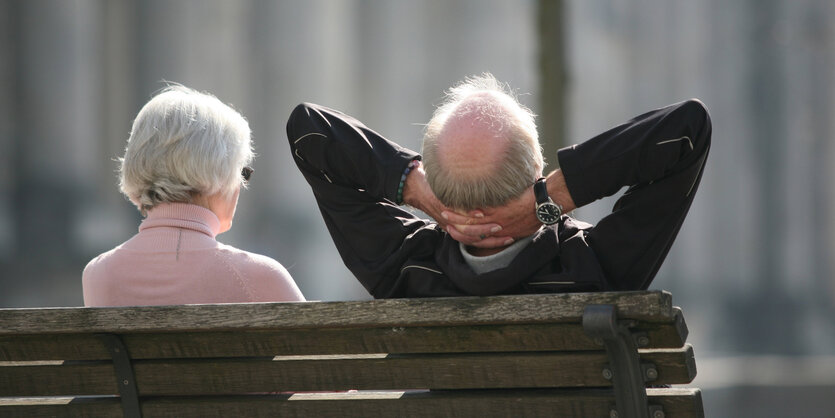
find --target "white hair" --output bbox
[422,73,544,210]
[119,85,253,215]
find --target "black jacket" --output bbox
[287,100,711,298]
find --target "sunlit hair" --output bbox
[421,73,543,210]
[119,85,253,215]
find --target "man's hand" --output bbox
[402,162,513,247]
[442,169,578,247]
[442,188,540,241]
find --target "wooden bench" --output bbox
[0,291,702,417]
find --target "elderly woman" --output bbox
[83,85,305,306]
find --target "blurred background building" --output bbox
[1,1,833,416]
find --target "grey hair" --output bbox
[119,85,253,215]
[421,73,543,210]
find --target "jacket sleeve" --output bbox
[286,103,436,297]
[557,99,712,290]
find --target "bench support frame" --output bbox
[98,333,142,418]
[583,304,662,418]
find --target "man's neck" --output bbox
[459,234,537,275]
[465,245,511,257]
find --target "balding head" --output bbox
[422,74,543,210]
[435,93,513,182]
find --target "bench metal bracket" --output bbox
[98,333,142,418]
[583,304,661,418]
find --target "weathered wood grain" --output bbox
[649,387,705,418]
[0,389,704,418]
[645,344,698,384]
[0,319,688,361]
[0,291,674,335]
[0,348,695,396]
[0,397,123,418]
[0,334,109,361]
[0,360,117,396]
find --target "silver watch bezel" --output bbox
[535,199,563,225]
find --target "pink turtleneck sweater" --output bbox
[83,203,305,306]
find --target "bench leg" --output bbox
[583,304,661,418]
[98,333,143,418]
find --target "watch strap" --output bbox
[533,177,550,204]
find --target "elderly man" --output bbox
[287,74,711,298]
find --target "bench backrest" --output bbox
[0,291,702,417]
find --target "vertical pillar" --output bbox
[14,0,102,264]
[538,0,567,168]
[0,0,18,261]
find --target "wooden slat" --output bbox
[0,291,674,335]
[0,389,703,418]
[0,348,695,396]
[0,334,109,361]
[128,349,698,395]
[648,388,704,418]
[645,345,698,385]
[0,318,688,361]
[125,318,687,358]
[0,361,117,396]
[669,307,689,343]
[0,397,123,418]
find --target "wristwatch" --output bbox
[533,177,563,225]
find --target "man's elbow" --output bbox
[684,98,711,127]
[287,103,315,136]
[286,103,319,166]
[679,98,712,148]
[291,102,317,118]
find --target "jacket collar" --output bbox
[435,225,560,295]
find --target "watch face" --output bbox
[536,203,561,224]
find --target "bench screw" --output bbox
[653,410,665,418]
[602,368,613,380]
[637,336,650,346]
[123,379,129,386]
[645,367,658,380]
[609,409,619,418]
